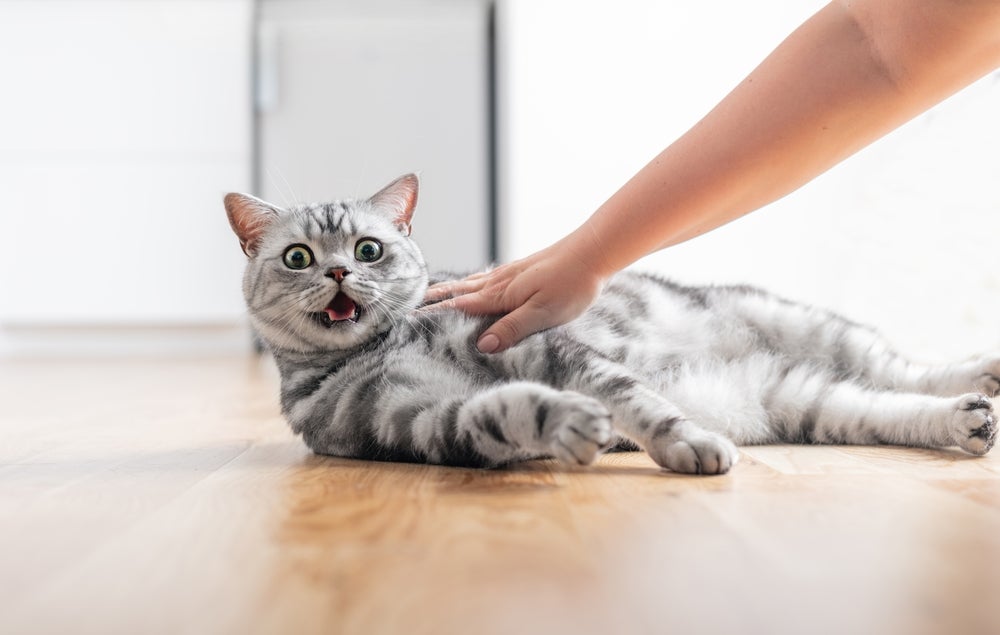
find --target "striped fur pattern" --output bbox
[225,175,998,474]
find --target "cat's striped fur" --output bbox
[225,174,997,474]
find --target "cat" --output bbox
[225,173,997,475]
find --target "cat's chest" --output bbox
[382,315,534,381]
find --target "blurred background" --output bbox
[0,0,997,360]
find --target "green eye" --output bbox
[283,245,313,270]
[355,239,383,263]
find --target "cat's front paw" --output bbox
[646,422,740,475]
[542,392,614,466]
[951,393,997,455]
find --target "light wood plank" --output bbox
[1,356,998,635]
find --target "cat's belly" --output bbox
[568,291,754,374]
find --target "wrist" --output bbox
[558,225,618,283]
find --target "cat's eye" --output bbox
[283,245,314,270]
[355,239,383,263]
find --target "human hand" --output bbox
[424,240,608,353]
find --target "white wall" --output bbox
[0,0,253,355]
[498,0,1000,361]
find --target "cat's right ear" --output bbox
[369,174,419,236]
[224,193,283,257]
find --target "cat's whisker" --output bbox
[266,304,311,339]
[264,166,293,209]
[273,165,300,207]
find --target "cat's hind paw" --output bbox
[923,357,1000,397]
[544,393,614,466]
[973,371,1000,398]
[952,393,997,455]
[949,356,1000,396]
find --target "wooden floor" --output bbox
[1,355,999,635]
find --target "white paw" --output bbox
[972,368,1000,397]
[647,424,740,475]
[952,393,997,455]
[928,356,1000,397]
[544,393,614,466]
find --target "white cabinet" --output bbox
[0,1,253,332]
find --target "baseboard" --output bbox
[0,323,255,358]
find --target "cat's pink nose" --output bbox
[326,267,351,282]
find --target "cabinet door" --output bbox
[0,0,253,325]
[256,1,492,273]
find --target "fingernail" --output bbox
[477,333,500,354]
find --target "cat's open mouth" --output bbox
[314,292,360,327]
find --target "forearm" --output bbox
[569,0,1000,277]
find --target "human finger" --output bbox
[475,301,554,353]
[424,276,489,303]
[421,288,512,317]
[426,269,491,294]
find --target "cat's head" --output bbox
[225,174,428,354]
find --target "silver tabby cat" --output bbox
[225,174,997,475]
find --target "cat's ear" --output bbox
[224,193,283,257]
[368,173,418,236]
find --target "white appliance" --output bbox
[255,0,495,273]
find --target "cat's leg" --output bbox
[604,382,742,475]
[812,323,1000,397]
[807,330,1000,398]
[761,365,997,455]
[900,357,1000,397]
[729,291,1000,396]
[299,375,614,468]
[413,382,616,468]
[530,339,741,475]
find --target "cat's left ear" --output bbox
[224,193,284,257]
[368,173,418,236]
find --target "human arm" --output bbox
[427,0,1000,353]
